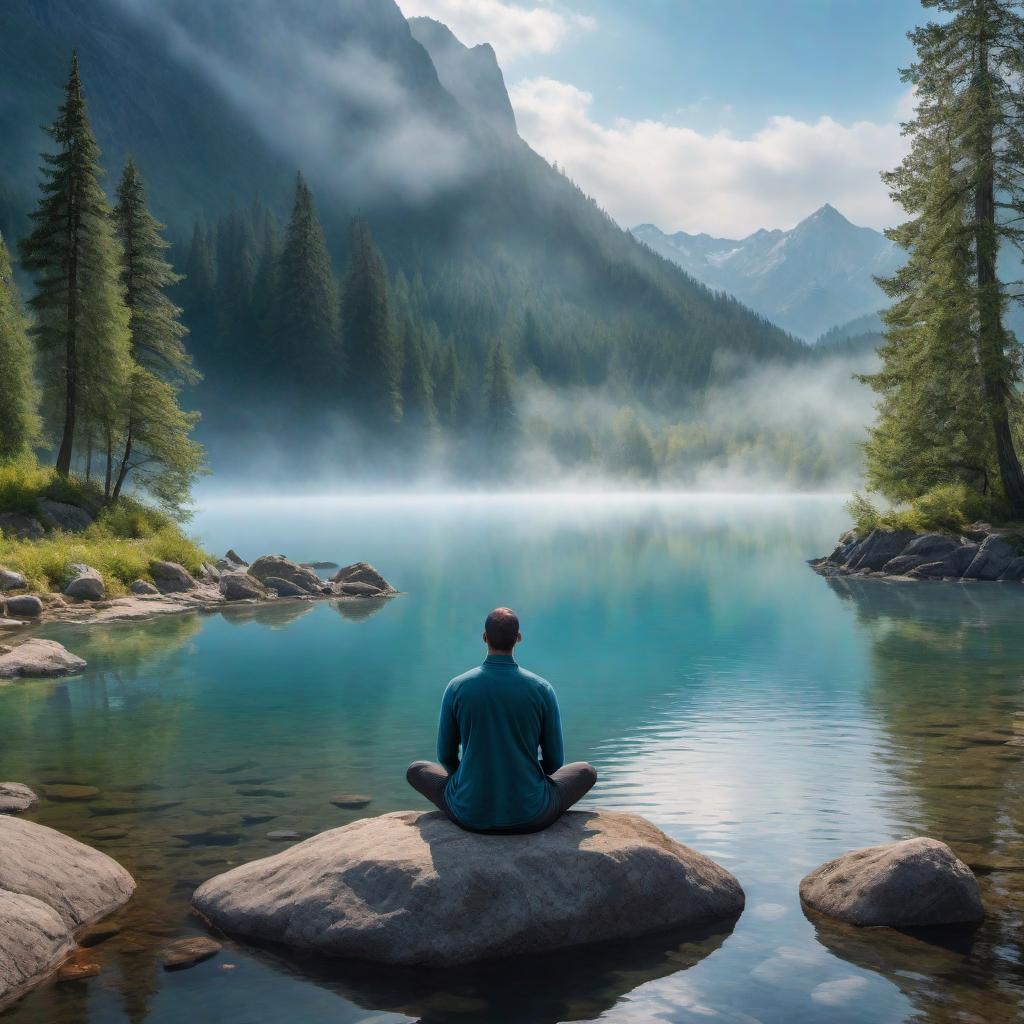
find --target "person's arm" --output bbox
[436,682,461,774]
[539,684,564,776]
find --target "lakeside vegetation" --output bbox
[850,0,1024,535]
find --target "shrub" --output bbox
[846,483,994,536]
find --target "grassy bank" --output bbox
[847,483,1022,537]
[0,460,207,596]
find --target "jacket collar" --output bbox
[484,653,517,666]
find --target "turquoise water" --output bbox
[1,494,1022,1024]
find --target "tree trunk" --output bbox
[974,32,1024,517]
[111,422,133,501]
[56,172,80,476]
[85,433,93,482]
[104,424,113,501]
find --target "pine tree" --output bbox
[341,217,402,425]
[19,53,132,474]
[180,222,216,361]
[214,207,257,364]
[434,339,466,431]
[251,208,279,358]
[109,159,203,505]
[399,316,437,434]
[878,0,1024,515]
[863,145,996,499]
[0,234,40,460]
[481,340,517,437]
[274,173,341,393]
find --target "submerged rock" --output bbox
[329,793,372,809]
[64,564,106,601]
[161,936,221,971]
[0,639,86,680]
[219,572,266,602]
[800,837,983,927]
[4,595,42,619]
[193,809,745,966]
[248,555,321,594]
[44,784,100,802]
[0,816,135,1009]
[0,783,38,814]
[331,562,395,594]
[150,561,197,593]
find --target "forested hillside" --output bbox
[1,0,836,485]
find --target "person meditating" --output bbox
[407,607,597,834]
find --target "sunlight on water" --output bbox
[1,495,1022,1024]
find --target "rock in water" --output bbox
[262,576,308,598]
[64,564,106,601]
[149,561,197,593]
[0,639,86,680]
[193,810,745,966]
[219,572,267,602]
[0,783,38,814]
[800,837,983,927]
[331,562,395,594]
[0,816,135,1009]
[248,556,322,594]
[161,936,222,971]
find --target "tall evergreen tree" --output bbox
[180,222,216,360]
[20,53,132,474]
[214,207,257,362]
[878,0,1024,515]
[251,208,279,356]
[481,340,517,437]
[863,144,996,499]
[434,339,466,432]
[341,217,402,425]
[399,316,437,433]
[109,159,203,505]
[0,234,39,460]
[274,173,341,392]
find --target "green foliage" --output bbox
[607,408,657,480]
[481,340,516,437]
[845,484,994,536]
[0,234,39,459]
[273,173,341,394]
[0,457,206,594]
[19,54,133,475]
[869,0,1024,518]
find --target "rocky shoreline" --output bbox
[809,523,1024,583]
[0,551,397,679]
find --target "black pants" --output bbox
[406,760,597,835]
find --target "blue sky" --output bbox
[399,0,928,236]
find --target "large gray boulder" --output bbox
[998,556,1024,582]
[63,564,105,601]
[0,513,44,541]
[248,555,321,594]
[0,784,38,814]
[219,572,267,602]
[4,595,42,619]
[263,576,308,598]
[0,816,135,1009]
[330,562,395,594]
[962,535,1018,581]
[800,837,983,928]
[0,639,86,680]
[0,568,26,592]
[38,499,93,533]
[844,530,917,572]
[909,544,979,579]
[149,561,197,593]
[903,533,961,560]
[193,810,744,967]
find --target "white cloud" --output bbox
[509,77,912,236]
[398,0,593,60]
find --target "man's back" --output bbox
[438,653,563,831]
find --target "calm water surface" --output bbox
[1,494,1022,1024]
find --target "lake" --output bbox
[2,493,1022,1024]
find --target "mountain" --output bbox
[632,205,902,341]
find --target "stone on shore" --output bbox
[150,561,197,593]
[0,513,44,541]
[336,581,385,598]
[0,569,26,592]
[844,530,918,572]
[248,555,321,594]
[0,816,135,1009]
[799,837,983,928]
[331,562,395,594]
[219,572,267,602]
[64,564,106,601]
[38,500,94,533]
[4,595,42,619]
[192,809,745,967]
[962,535,1018,581]
[0,784,38,814]
[0,639,86,680]
[130,579,160,595]
[225,549,248,567]
[161,936,222,971]
[263,576,308,598]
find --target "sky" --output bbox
[397,0,927,237]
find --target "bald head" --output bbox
[484,607,521,653]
